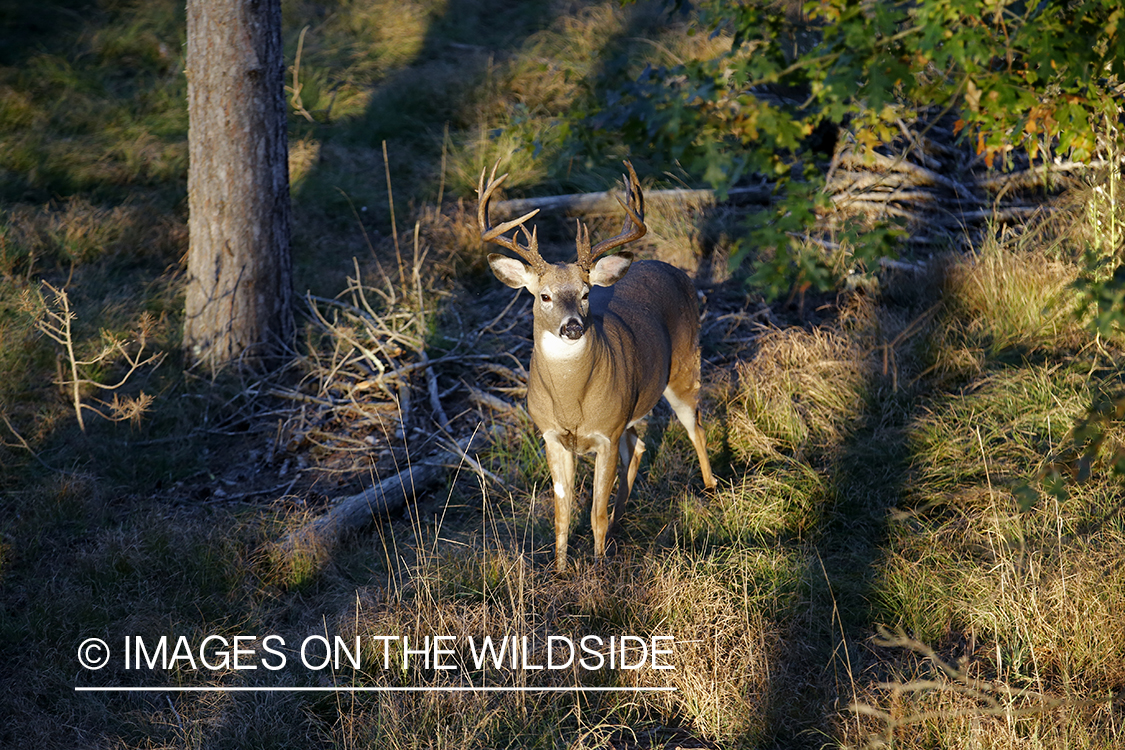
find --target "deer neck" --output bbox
[529,318,609,431]
[532,318,599,375]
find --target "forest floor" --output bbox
[2,1,1124,748]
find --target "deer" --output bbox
[478,161,717,572]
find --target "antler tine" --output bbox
[586,160,647,265]
[478,162,548,274]
[575,220,592,270]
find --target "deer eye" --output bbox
[540,292,551,303]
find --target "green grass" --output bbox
[2,0,1125,748]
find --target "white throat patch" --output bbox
[538,329,588,361]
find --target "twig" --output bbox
[0,411,63,472]
[437,426,503,484]
[421,351,450,431]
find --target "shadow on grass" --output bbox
[737,280,944,748]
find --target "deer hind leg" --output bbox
[543,434,577,572]
[663,383,716,489]
[612,425,646,528]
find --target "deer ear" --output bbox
[589,252,633,287]
[488,253,538,290]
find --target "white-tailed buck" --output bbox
[479,161,716,571]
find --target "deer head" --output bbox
[480,162,646,353]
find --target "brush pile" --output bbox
[824,111,1109,247]
[266,234,532,502]
[489,112,1110,257]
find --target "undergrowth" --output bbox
[1,1,1123,749]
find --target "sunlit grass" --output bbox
[2,0,1125,748]
[859,236,1125,748]
[731,324,876,461]
[944,233,1082,355]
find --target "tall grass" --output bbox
[2,1,1125,748]
[857,206,1125,748]
[731,323,877,462]
[943,233,1082,355]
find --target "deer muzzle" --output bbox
[560,318,585,341]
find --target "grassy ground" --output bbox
[2,1,1124,748]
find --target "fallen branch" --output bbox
[832,189,944,206]
[839,150,973,195]
[276,430,492,557]
[466,383,524,416]
[878,257,929,273]
[421,351,450,430]
[492,185,771,218]
[974,159,1106,192]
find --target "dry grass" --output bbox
[0,197,185,272]
[3,1,1125,748]
[731,324,877,462]
[944,234,1083,354]
[846,627,1122,750]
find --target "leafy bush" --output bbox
[582,0,1124,293]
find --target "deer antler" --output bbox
[577,161,647,271]
[478,162,549,275]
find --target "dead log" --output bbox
[974,159,1106,192]
[839,151,974,196]
[276,430,491,557]
[492,185,771,218]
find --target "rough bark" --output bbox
[184,0,293,369]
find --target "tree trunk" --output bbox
[184,0,293,370]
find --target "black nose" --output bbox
[560,319,584,340]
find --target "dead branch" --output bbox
[421,351,450,430]
[974,159,1107,192]
[275,430,492,556]
[466,384,524,416]
[839,150,973,195]
[26,282,164,431]
[476,362,527,384]
[832,189,945,206]
[491,185,771,219]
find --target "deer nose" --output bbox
[560,318,584,341]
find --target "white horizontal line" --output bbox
[75,686,677,693]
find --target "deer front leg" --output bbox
[543,433,577,572]
[590,433,620,560]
